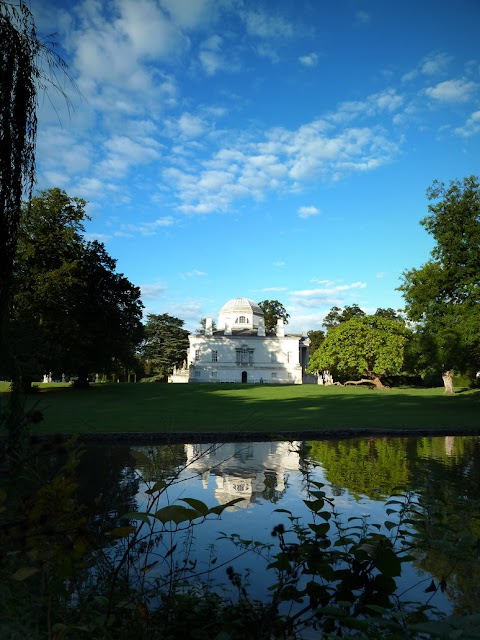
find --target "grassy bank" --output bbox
[1,381,479,436]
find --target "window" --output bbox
[195,348,201,361]
[210,370,218,378]
[270,353,277,363]
[195,370,201,378]
[271,372,277,379]
[287,351,293,363]
[236,345,254,365]
[236,315,246,324]
[212,350,218,362]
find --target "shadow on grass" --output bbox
[11,381,480,438]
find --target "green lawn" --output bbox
[1,381,479,436]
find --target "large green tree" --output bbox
[143,314,189,381]
[8,188,144,388]
[322,304,365,330]
[308,315,408,389]
[399,176,480,393]
[258,300,290,332]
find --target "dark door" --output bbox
[241,371,248,383]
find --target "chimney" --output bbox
[205,317,213,336]
[257,317,265,336]
[276,318,285,337]
[224,321,232,335]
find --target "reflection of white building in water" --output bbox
[185,441,302,510]
[170,298,310,384]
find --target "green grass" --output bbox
[1,381,479,436]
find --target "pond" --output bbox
[64,433,480,627]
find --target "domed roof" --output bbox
[219,297,263,315]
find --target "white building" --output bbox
[170,297,310,384]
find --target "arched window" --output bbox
[236,315,247,324]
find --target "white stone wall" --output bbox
[188,334,303,384]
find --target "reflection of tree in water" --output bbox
[261,470,286,504]
[409,437,480,616]
[129,444,187,483]
[307,438,411,500]
[307,435,480,614]
[75,445,140,534]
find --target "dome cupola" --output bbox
[218,297,264,331]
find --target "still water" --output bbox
[73,435,480,618]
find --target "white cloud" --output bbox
[273,261,286,267]
[120,217,176,236]
[455,110,480,136]
[179,269,207,278]
[140,283,166,300]
[160,0,216,30]
[178,113,207,138]
[243,10,294,39]
[331,89,404,123]
[199,34,224,75]
[291,281,367,308]
[421,52,452,76]
[74,177,114,198]
[84,232,112,242]
[298,205,320,219]
[98,135,161,178]
[402,52,452,82]
[198,34,243,75]
[116,0,187,60]
[299,53,319,67]
[114,230,135,238]
[167,298,205,328]
[256,287,288,292]
[165,106,401,214]
[43,171,71,187]
[425,79,477,103]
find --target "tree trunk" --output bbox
[442,370,454,394]
[73,370,90,389]
[370,375,385,390]
[345,376,385,390]
[21,376,34,394]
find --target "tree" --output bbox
[7,188,144,389]
[307,329,325,354]
[322,304,365,330]
[399,176,480,393]
[258,300,290,332]
[143,314,189,381]
[308,315,408,389]
[374,308,404,322]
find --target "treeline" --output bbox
[307,176,480,394]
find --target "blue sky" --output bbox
[33,0,480,333]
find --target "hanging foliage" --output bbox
[0,0,72,320]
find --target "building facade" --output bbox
[170,297,310,384]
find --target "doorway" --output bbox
[241,371,248,383]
